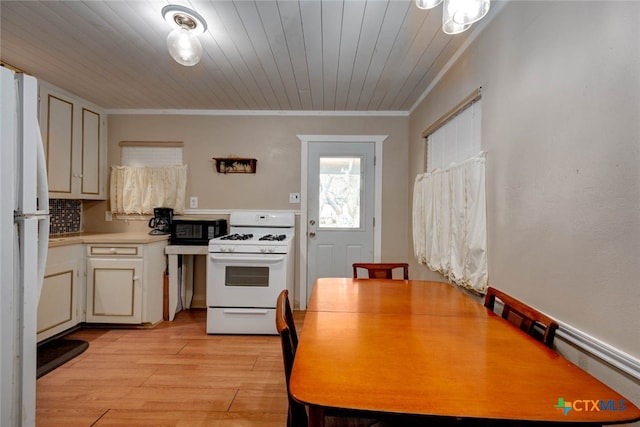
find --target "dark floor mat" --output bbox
[37,339,89,379]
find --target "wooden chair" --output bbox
[276,290,380,427]
[484,286,559,348]
[352,263,409,280]
[276,290,307,427]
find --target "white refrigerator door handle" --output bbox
[36,119,49,214]
[36,217,49,296]
[35,118,49,294]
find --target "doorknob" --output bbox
[309,231,316,237]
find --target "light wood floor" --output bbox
[37,309,303,427]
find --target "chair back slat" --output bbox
[484,286,559,348]
[352,263,409,280]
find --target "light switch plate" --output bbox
[190,196,198,208]
[289,193,300,203]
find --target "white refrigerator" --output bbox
[1,67,50,427]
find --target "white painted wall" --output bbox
[409,0,640,416]
[85,113,410,308]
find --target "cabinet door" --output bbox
[37,264,76,342]
[42,90,74,195]
[37,245,83,342]
[39,81,107,200]
[80,108,102,197]
[86,258,143,324]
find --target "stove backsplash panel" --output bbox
[49,199,82,235]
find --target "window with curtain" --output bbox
[110,142,187,215]
[413,96,488,293]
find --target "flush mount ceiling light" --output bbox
[416,0,490,35]
[161,5,207,66]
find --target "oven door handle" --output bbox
[209,254,286,263]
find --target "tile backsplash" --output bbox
[49,199,82,235]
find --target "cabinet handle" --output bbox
[133,276,140,281]
[109,248,116,254]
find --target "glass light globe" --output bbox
[452,0,490,25]
[442,0,472,34]
[166,27,202,66]
[415,0,442,10]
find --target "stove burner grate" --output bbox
[220,233,253,240]
[259,234,287,241]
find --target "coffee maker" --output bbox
[148,207,173,235]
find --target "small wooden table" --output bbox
[290,278,640,426]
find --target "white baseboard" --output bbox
[556,322,640,381]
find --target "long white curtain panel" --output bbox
[413,152,487,293]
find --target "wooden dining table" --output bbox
[290,278,640,426]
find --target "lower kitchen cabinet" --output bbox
[37,244,83,342]
[86,257,143,323]
[86,240,166,325]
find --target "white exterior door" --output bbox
[306,141,375,296]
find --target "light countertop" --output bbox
[48,231,169,248]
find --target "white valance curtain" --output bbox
[110,165,187,214]
[413,152,488,293]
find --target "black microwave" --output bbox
[170,219,227,245]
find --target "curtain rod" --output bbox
[420,87,482,139]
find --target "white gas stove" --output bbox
[206,211,295,334]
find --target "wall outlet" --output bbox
[289,193,300,204]
[104,211,112,222]
[190,196,198,208]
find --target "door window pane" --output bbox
[318,157,361,228]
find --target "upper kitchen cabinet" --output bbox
[39,81,107,200]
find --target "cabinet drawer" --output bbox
[88,245,140,257]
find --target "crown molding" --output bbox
[106,109,409,117]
